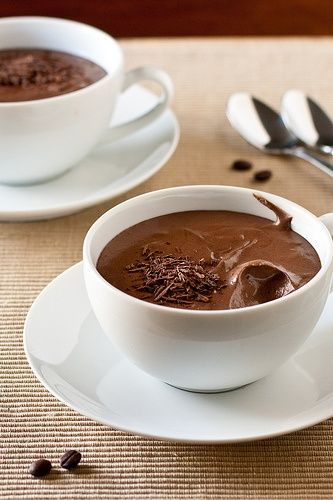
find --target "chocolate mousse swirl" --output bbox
[96,195,321,310]
[253,194,292,230]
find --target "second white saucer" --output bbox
[0,85,179,222]
[24,262,333,443]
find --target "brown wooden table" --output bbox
[2,0,333,36]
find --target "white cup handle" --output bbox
[99,67,173,146]
[320,213,333,292]
[320,213,333,235]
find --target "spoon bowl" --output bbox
[227,92,299,154]
[281,89,333,155]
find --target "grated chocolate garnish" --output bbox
[126,250,225,306]
[0,53,77,88]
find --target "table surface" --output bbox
[1,38,333,499]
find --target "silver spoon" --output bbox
[226,92,333,178]
[281,89,333,155]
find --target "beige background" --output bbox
[1,39,333,499]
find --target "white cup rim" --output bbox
[0,16,122,107]
[83,185,333,316]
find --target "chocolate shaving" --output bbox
[126,252,224,305]
[0,52,78,88]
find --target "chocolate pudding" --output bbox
[0,48,106,102]
[96,195,321,310]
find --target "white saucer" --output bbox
[1,86,179,222]
[24,263,333,443]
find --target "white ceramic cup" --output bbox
[83,185,333,392]
[0,17,173,185]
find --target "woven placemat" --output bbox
[1,38,333,499]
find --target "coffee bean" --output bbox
[60,450,82,469]
[29,459,52,477]
[232,159,253,171]
[253,169,272,182]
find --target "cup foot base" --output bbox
[165,381,254,394]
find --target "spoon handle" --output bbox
[292,147,333,178]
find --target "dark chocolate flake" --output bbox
[126,252,223,306]
[0,53,75,88]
